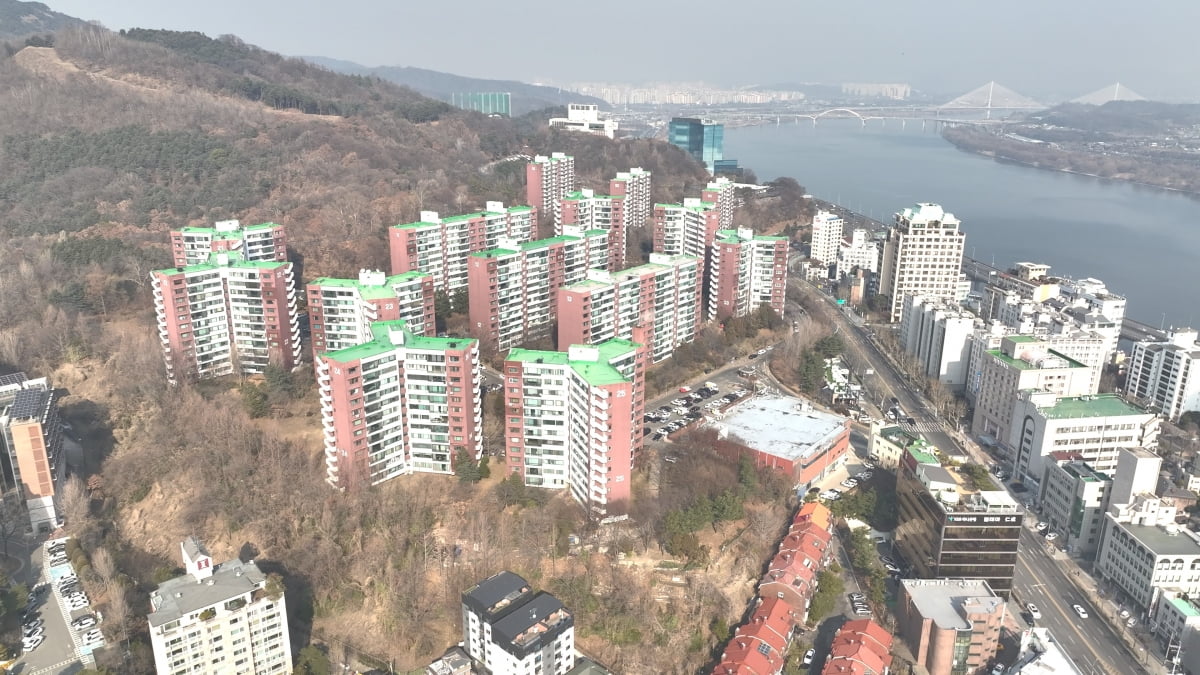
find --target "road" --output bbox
[1013,528,1144,675]
[802,281,1159,674]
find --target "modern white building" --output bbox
[307,270,436,359]
[388,203,536,293]
[1007,391,1159,488]
[317,321,481,490]
[970,335,1096,441]
[148,538,292,675]
[899,295,977,390]
[878,203,966,323]
[836,228,880,279]
[505,338,647,515]
[1038,455,1112,556]
[462,571,576,675]
[548,103,618,139]
[809,209,843,268]
[557,254,701,363]
[702,177,738,231]
[1126,329,1200,422]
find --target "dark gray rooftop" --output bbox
[491,591,573,658]
[8,389,52,422]
[462,571,531,620]
[148,558,267,627]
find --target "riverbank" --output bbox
[941,125,1200,196]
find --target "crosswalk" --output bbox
[894,418,944,435]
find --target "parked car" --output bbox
[670,398,686,407]
[1035,522,1048,532]
[1045,532,1059,541]
[678,386,691,393]
[83,629,104,644]
[22,634,43,652]
[1027,603,1041,620]
[72,614,97,630]
[802,649,814,666]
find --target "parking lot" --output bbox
[12,538,104,673]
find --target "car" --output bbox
[854,606,872,615]
[663,456,677,464]
[991,665,1005,675]
[756,348,768,356]
[861,461,875,469]
[1127,616,1137,627]
[22,626,44,640]
[1073,604,1089,619]
[1036,522,1048,532]
[906,417,917,425]
[679,386,692,393]
[651,433,663,441]
[1120,609,1131,619]
[22,634,43,652]
[72,614,97,630]
[884,563,901,573]
[82,629,104,644]
[1027,603,1041,620]
[1045,532,1059,541]
[801,649,814,666]
[67,595,89,608]
[748,352,760,359]
[670,398,686,407]
[879,555,895,566]
[849,592,865,601]
[24,617,44,632]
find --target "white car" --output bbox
[802,649,814,666]
[1027,603,1041,620]
[22,634,44,652]
[72,614,97,630]
[1073,604,1089,619]
[1045,532,1059,541]
[67,597,89,611]
[1035,522,1048,532]
[22,626,44,640]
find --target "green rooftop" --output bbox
[563,190,624,201]
[322,320,475,364]
[907,445,940,466]
[508,338,641,387]
[1006,335,1040,343]
[1171,597,1200,618]
[655,201,715,212]
[1039,394,1150,419]
[987,348,1087,371]
[308,271,431,300]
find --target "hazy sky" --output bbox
[46,0,1200,100]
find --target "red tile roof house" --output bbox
[821,619,894,675]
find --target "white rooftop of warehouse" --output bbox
[713,395,847,461]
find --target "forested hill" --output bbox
[305,55,609,116]
[0,0,87,40]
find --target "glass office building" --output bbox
[894,447,1023,598]
[450,92,511,117]
[669,117,724,170]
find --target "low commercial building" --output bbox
[1095,498,1200,613]
[317,321,481,490]
[711,396,850,492]
[556,254,701,363]
[462,571,575,675]
[821,619,893,675]
[1007,628,1084,675]
[1148,591,1200,667]
[896,447,1024,597]
[1006,391,1159,489]
[467,228,611,352]
[836,228,881,279]
[389,203,535,293]
[148,538,292,675]
[306,269,436,359]
[504,338,648,516]
[896,578,1006,675]
[151,252,302,381]
[170,219,287,268]
[0,376,64,532]
[868,422,936,471]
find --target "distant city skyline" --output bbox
[44,0,1200,101]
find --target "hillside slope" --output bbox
[0,24,715,674]
[0,0,87,40]
[305,54,608,116]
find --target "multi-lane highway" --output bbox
[800,281,1159,674]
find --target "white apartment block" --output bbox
[609,168,652,228]
[317,321,481,490]
[1127,329,1200,422]
[809,209,843,267]
[526,153,576,223]
[557,189,628,269]
[878,203,966,323]
[462,572,576,675]
[306,269,435,358]
[388,203,536,293]
[836,228,880,279]
[653,197,720,262]
[149,538,292,675]
[1096,498,1200,613]
[969,335,1095,440]
[1007,390,1159,489]
[702,177,738,231]
[504,339,646,515]
[468,228,611,352]
[152,253,301,381]
[557,254,701,363]
[899,295,977,390]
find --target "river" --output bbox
[725,119,1200,327]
